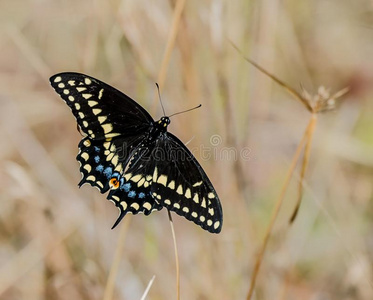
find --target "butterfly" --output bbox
[50,72,223,233]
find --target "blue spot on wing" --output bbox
[103,167,113,178]
[94,146,100,152]
[122,183,131,192]
[94,155,100,163]
[139,192,145,199]
[128,191,136,198]
[96,165,104,172]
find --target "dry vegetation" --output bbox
[1,0,373,299]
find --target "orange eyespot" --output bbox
[109,178,120,189]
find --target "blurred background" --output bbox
[1,0,373,299]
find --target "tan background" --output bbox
[1,0,373,299]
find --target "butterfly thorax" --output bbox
[144,116,170,144]
[149,116,170,136]
[155,116,170,131]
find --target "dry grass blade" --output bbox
[152,1,185,297]
[104,2,186,297]
[152,0,187,112]
[140,275,156,300]
[231,40,350,298]
[246,117,314,300]
[0,229,75,296]
[332,87,350,100]
[289,114,317,223]
[229,40,313,112]
[167,210,180,300]
[103,216,132,300]
[6,26,51,79]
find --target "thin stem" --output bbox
[289,114,317,223]
[103,216,132,300]
[246,117,315,300]
[168,210,180,300]
[229,40,313,113]
[152,0,187,112]
[140,275,156,300]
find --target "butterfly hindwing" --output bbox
[118,134,223,233]
[77,133,152,190]
[107,172,163,229]
[77,137,111,193]
[105,145,163,228]
[50,73,153,140]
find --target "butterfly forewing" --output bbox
[152,133,222,233]
[50,73,153,140]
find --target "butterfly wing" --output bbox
[152,133,223,233]
[106,145,163,229]
[109,132,223,233]
[51,72,223,233]
[51,72,154,193]
[76,134,150,193]
[50,72,153,140]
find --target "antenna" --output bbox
[169,104,202,118]
[155,83,166,116]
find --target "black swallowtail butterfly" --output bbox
[50,73,223,233]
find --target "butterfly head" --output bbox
[156,116,171,131]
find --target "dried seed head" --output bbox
[301,86,349,113]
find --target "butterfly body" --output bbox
[50,73,222,233]
[147,116,170,141]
